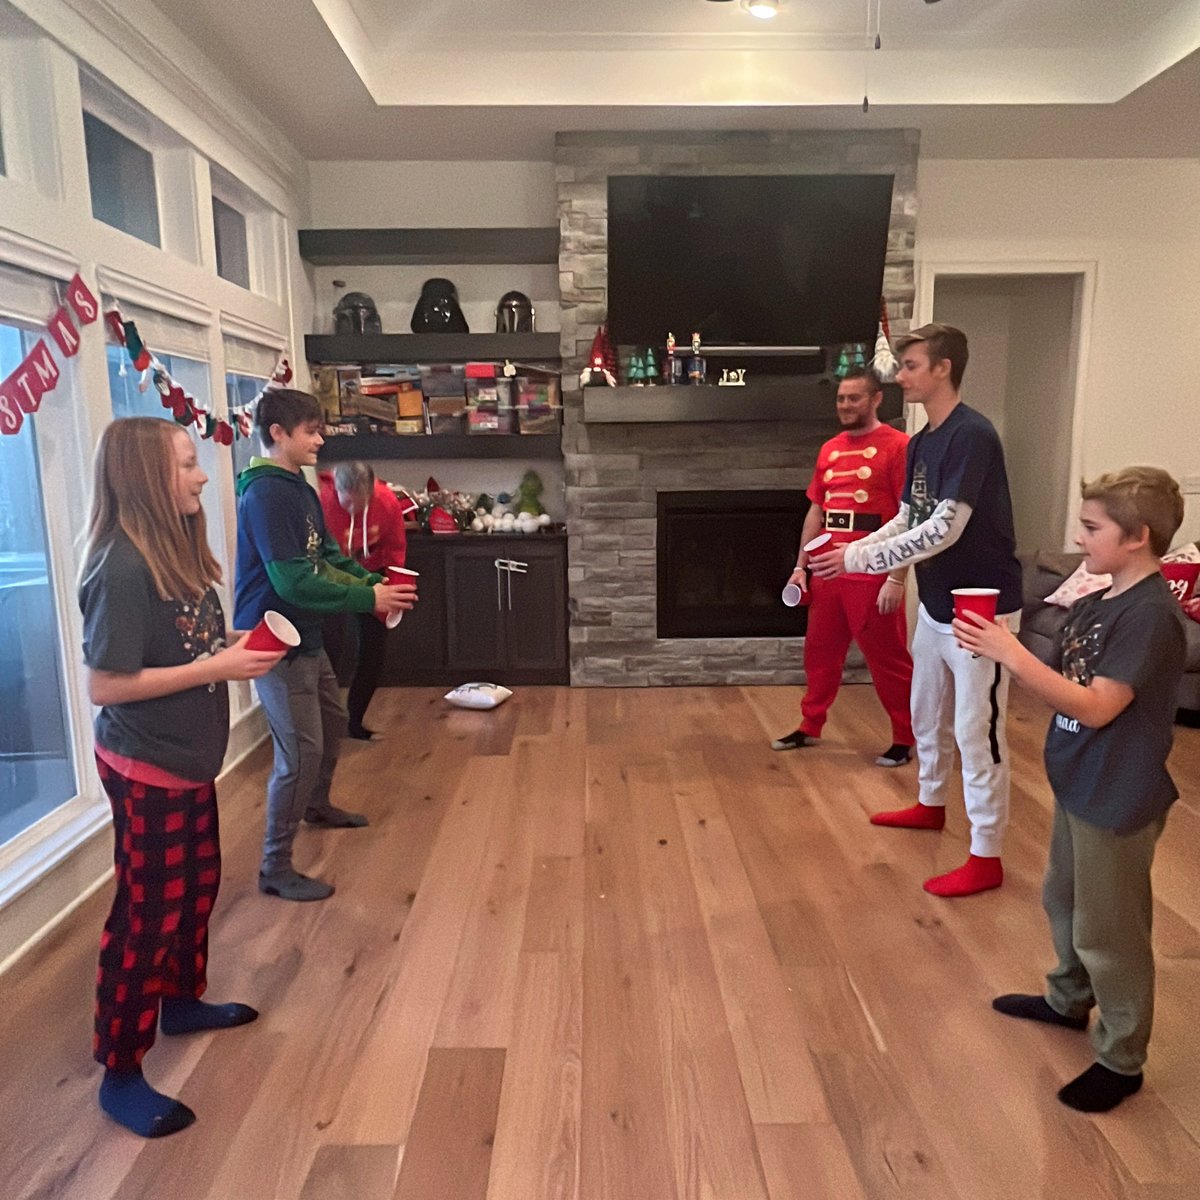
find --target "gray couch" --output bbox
[1018,550,1200,717]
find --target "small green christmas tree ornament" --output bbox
[644,346,659,385]
[835,347,852,378]
[628,354,646,386]
[852,342,867,369]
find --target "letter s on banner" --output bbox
[66,272,99,325]
[0,379,24,435]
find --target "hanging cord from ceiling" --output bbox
[863,0,882,112]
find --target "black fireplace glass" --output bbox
[657,490,810,638]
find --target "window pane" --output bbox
[0,323,77,845]
[106,346,227,565]
[226,372,265,482]
[83,111,161,247]
[213,196,250,289]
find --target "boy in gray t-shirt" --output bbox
[955,466,1186,1113]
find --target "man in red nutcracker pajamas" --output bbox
[771,366,915,766]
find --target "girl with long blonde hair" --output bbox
[80,417,282,1138]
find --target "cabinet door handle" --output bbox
[494,558,507,611]
[507,560,528,573]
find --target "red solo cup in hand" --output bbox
[245,610,300,652]
[951,587,1000,624]
[382,566,420,629]
[804,532,832,554]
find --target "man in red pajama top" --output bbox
[771,366,915,766]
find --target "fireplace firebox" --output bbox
[657,490,810,638]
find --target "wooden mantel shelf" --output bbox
[582,379,901,425]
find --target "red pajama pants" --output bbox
[799,574,915,745]
[93,755,221,1072]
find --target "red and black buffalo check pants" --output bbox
[93,755,222,1072]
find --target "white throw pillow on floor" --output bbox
[444,682,513,710]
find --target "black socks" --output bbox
[994,994,1143,1111]
[160,997,258,1036]
[99,1069,195,1138]
[992,993,1089,1031]
[1058,1063,1143,1113]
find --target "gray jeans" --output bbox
[254,650,347,876]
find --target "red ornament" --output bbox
[428,507,458,534]
[588,323,617,378]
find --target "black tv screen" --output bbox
[606,174,894,348]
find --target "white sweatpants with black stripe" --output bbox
[910,605,1016,858]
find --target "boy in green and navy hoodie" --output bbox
[234,389,415,901]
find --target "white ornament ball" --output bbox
[471,517,484,531]
[537,513,552,527]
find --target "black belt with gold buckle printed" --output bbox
[824,510,883,533]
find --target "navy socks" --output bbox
[160,997,259,1036]
[99,1070,195,1138]
[992,993,1089,1031]
[1058,1063,1143,1112]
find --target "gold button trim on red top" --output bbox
[823,465,873,483]
[828,445,878,462]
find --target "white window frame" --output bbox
[209,162,281,302]
[0,260,109,920]
[78,67,201,264]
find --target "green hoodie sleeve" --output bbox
[265,558,378,614]
[321,536,383,584]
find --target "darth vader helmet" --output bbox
[332,292,382,335]
[411,278,469,334]
[495,291,535,334]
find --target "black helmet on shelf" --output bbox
[332,291,382,335]
[495,291,535,334]
[411,278,469,334]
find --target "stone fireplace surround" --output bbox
[557,130,919,686]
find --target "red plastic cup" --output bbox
[382,565,419,628]
[951,587,1000,624]
[781,583,803,607]
[804,532,833,553]
[245,610,300,652]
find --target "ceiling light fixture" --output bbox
[744,0,779,19]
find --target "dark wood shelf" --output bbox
[298,227,560,266]
[306,332,561,365]
[583,379,901,424]
[318,432,562,462]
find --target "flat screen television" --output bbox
[606,174,894,349]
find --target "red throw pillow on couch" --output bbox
[1162,561,1200,605]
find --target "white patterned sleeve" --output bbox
[843,499,973,575]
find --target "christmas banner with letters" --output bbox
[0,269,292,443]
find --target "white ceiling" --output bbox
[147,0,1200,160]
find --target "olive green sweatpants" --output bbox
[1043,803,1167,1076]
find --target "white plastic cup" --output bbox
[384,566,419,628]
[804,532,833,553]
[781,583,804,607]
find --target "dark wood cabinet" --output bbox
[377,534,568,686]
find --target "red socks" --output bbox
[923,855,1003,898]
[869,805,1003,897]
[869,803,946,831]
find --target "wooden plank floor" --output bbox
[2,684,1199,1200]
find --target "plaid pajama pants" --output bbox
[93,755,222,1072]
